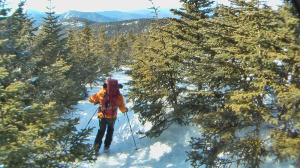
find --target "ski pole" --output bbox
[125,111,138,150]
[84,108,98,129]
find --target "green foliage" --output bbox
[184,1,300,167]
[95,27,114,75]
[91,19,161,38]
[129,0,299,167]
[112,34,129,70]
[0,2,96,167]
[66,21,106,87]
[129,0,216,137]
[128,22,188,138]
[32,7,65,71]
[66,20,136,83]
[0,0,140,167]
[1,2,36,83]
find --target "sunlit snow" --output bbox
[72,68,295,168]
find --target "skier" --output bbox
[89,79,127,155]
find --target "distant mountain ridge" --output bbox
[26,9,177,26]
[59,10,120,22]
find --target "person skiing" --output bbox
[89,79,127,155]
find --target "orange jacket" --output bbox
[89,86,126,118]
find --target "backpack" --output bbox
[100,79,120,117]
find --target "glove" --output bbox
[94,102,99,105]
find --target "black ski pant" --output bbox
[94,118,116,149]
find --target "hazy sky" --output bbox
[6,0,182,13]
[5,0,283,14]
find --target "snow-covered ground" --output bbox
[72,68,296,168]
[72,69,200,168]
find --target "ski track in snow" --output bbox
[72,68,295,168]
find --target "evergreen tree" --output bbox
[269,0,300,164]
[128,0,299,167]
[168,0,218,116]
[112,34,128,70]
[32,2,65,71]
[0,56,94,167]
[66,20,103,88]
[78,20,99,85]
[185,0,300,167]
[0,1,95,166]
[31,4,64,105]
[94,27,113,75]
[128,8,186,137]
[30,0,86,109]
[124,32,135,64]
[128,0,216,137]
[3,1,37,81]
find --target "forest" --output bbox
[0,0,299,167]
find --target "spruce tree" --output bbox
[3,1,37,81]
[31,4,66,106]
[112,34,128,71]
[0,55,94,167]
[185,0,300,167]
[129,0,299,166]
[124,31,135,64]
[128,14,186,137]
[66,20,103,89]
[128,0,217,137]
[32,2,65,71]
[168,0,218,116]
[269,0,300,164]
[94,27,113,75]
[0,1,95,166]
[77,20,99,86]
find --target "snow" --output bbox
[28,77,38,83]
[73,69,200,168]
[72,68,295,168]
[61,21,85,27]
[149,142,172,161]
[273,59,286,66]
[121,21,138,26]
[23,106,31,111]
